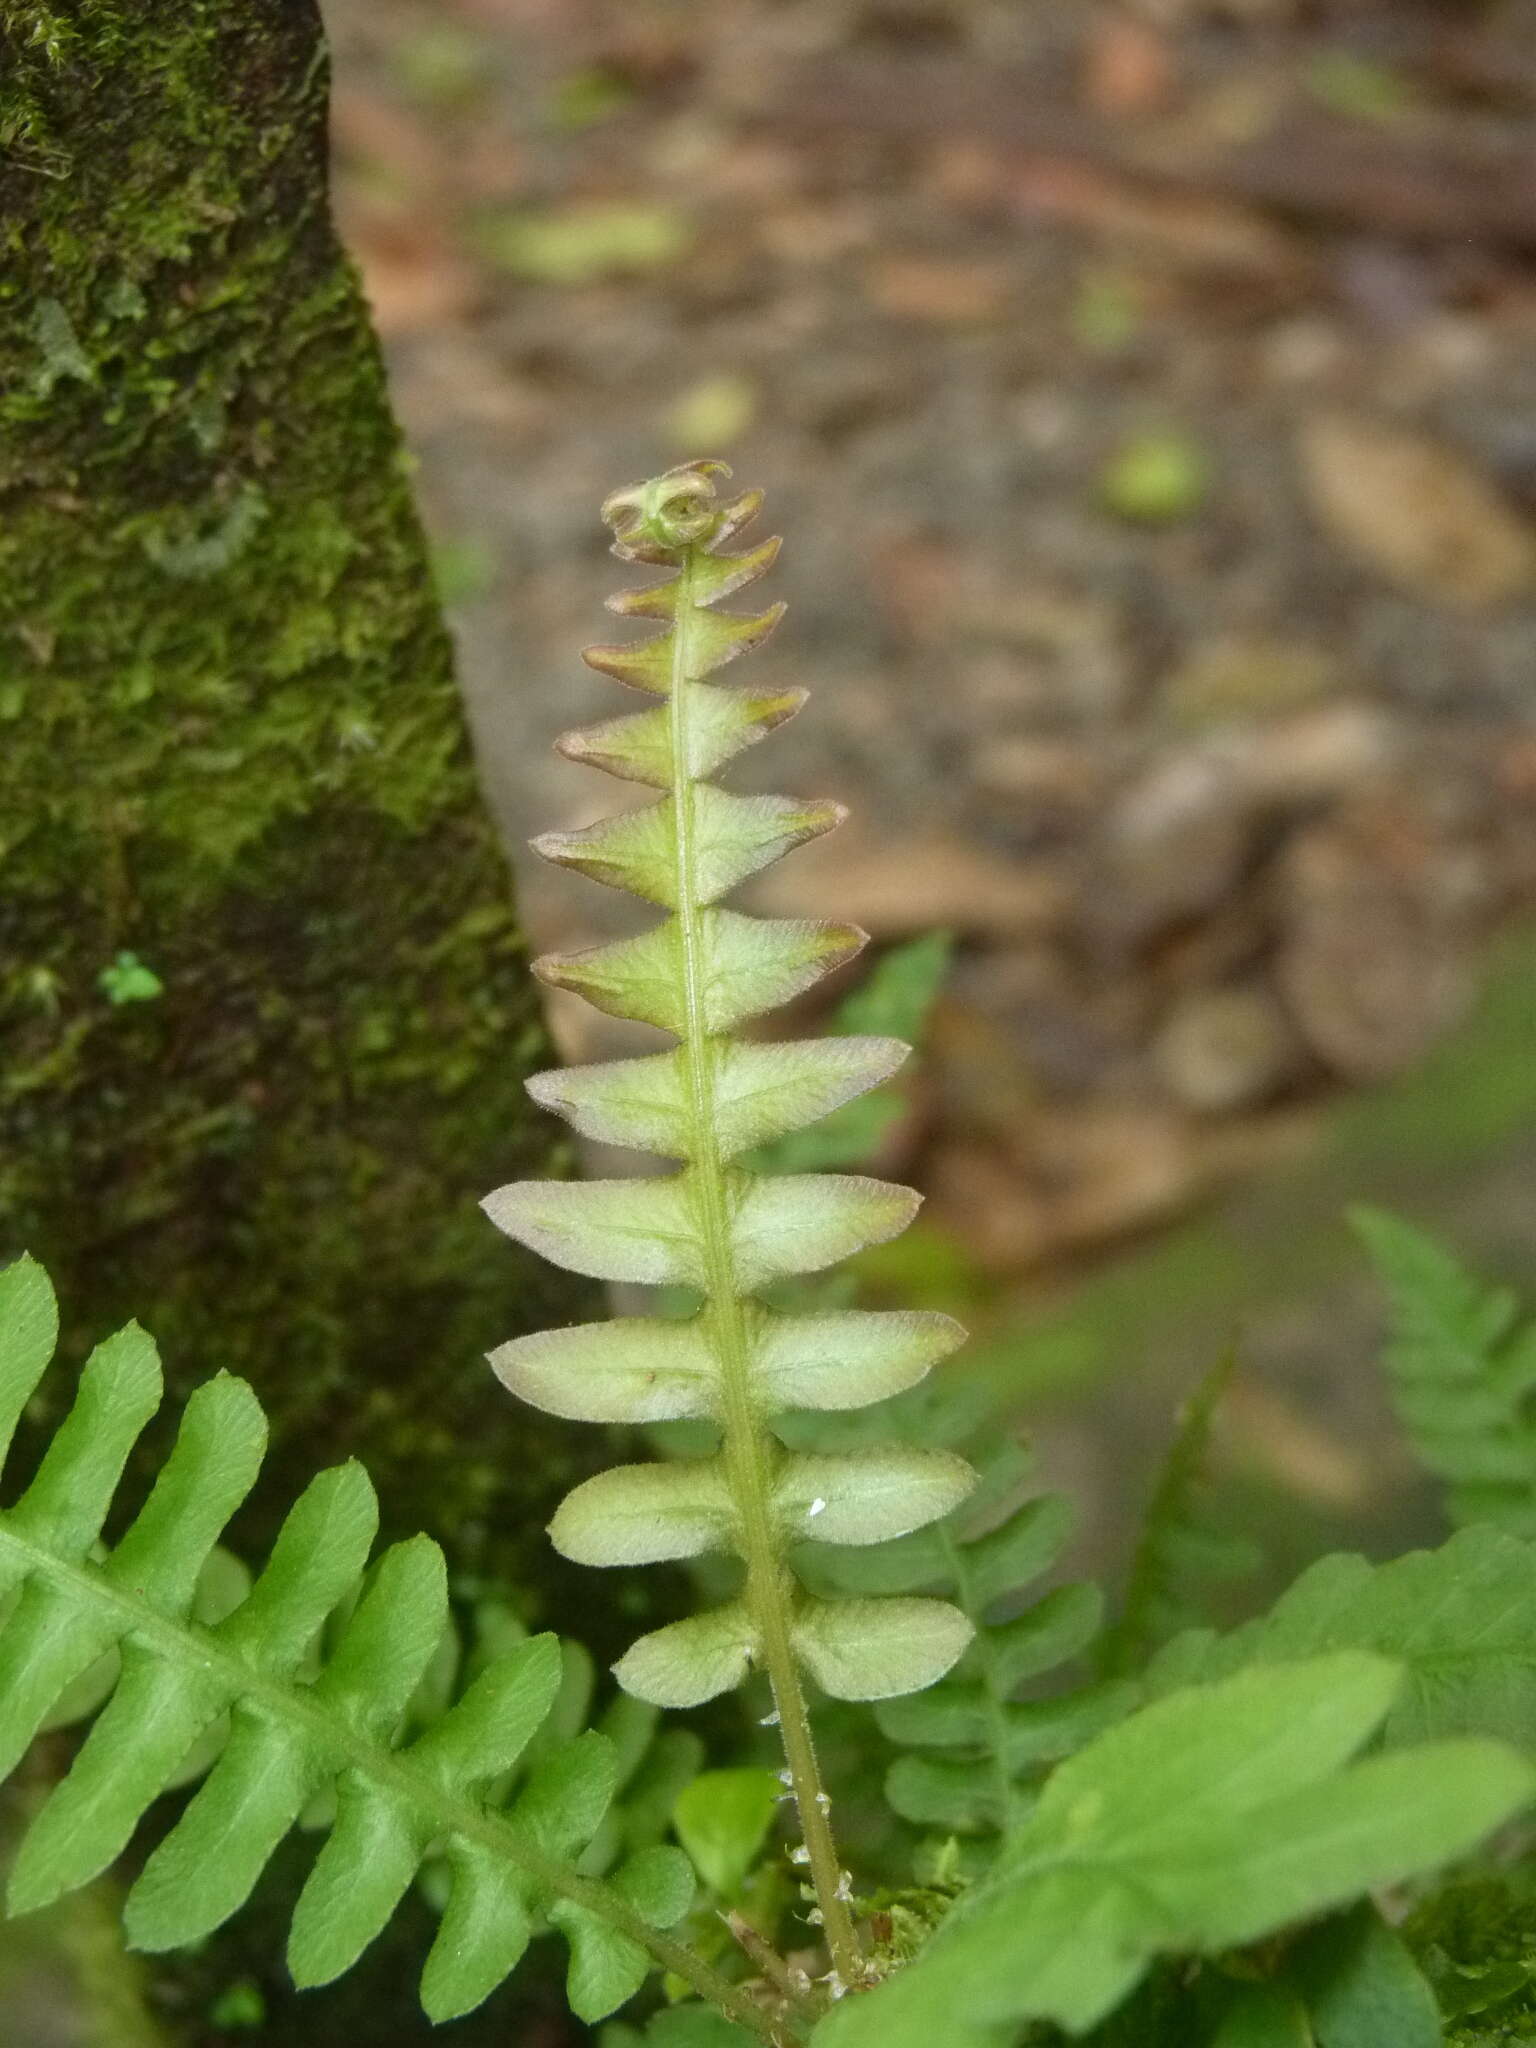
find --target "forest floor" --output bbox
[320,0,1536,1558]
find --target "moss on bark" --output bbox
[0,4,630,2039]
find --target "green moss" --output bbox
[0,0,610,1578]
[1406,1872,1536,2045]
[0,8,647,2038]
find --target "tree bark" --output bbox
[0,4,612,2041]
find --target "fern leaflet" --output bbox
[745,931,953,1177]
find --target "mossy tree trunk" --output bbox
[0,5,614,2041]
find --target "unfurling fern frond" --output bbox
[796,1408,1124,1844]
[0,1255,762,2034]
[481,463,974,1983]
[1353,1207,1536,1539]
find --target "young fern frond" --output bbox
[1099,1350,1258,1680]
[1353,1207,1536,1539]
[483,462,976,1981]
[0,1255,783,2038]
[802,1429,1124,1842]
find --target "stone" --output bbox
[1152,983,1305,1113]
[1298,412,1533,609]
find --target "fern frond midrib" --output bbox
[0,1516,736,2014]
[664,542,861,1981]
[667,549,773,1558]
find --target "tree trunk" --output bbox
[0,4,613,2040]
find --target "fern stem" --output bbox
[724,1908,816,2013]
[0,1524,785,2047]
[668,546,863,1988]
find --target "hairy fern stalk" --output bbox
[484,462,977,1982]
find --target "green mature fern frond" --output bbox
[0,1255,747,2032]
[480,462,973,1980]
[1353,1207,1536,1539]
[1099,1351,1258,1680]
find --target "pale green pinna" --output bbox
[482,461,976,1980]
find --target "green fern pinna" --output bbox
[3,466,1536,2048]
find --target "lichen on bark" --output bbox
[0,3,624,2039]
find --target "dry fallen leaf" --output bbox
[344,215,481,335]
[1298,413,1533,608]
[747,828,1069,939]
[1082,14,1175,119]
[1276,814,1476,1080]
[1151,982,1304,1113]
[865,256,1011,325]
[1225,1381,1373,1510]
[1159,634,1349,728]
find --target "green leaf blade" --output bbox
[672,1768,779,1895]
[816,1654,1531,2048]
[1146,1525,1536,1752]
[419,1845,533,2023]
[410,1633,564,1790]
[483,1177,701,1288]
[1161,1739,1534,1952]
[1353,1208,1536,1538]
[7,1323,162,1564]
[125,1714,322,1950]
[551,1461,735,1567]
[287,1782,422,1988]
[8,1652,232,1912]
[614,1603,758,1709]
[791,1596,973,1701]
[1289,1904,1442,2048]
[492,1317,718,1425]
[0,1255,59,1470]
[775,1448,975,1548]
[104,1373,267,1615]
[730,1172,921,1289]
[754,1307,963,1413]
[0,1272,703,2027]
